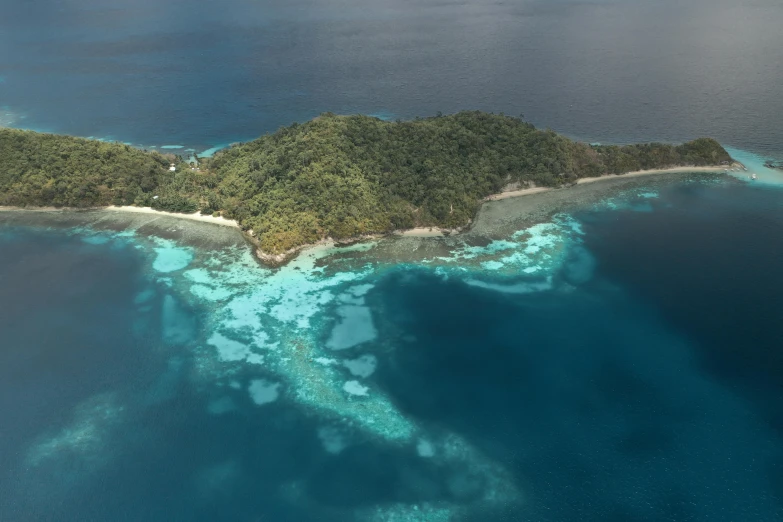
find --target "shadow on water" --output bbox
[0,228,151,463]
[38,380,485,521]
[370,268,705,520]
[582,182,783,433]
[368,183,783,520]
[579,182,783,512]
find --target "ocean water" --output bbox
[1,0,782,157]
[1,175,782,521]
[2,0,783,519]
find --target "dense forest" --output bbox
[0,129,172,207]
[1,112,732,253]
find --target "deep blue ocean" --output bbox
[2,0,783,520]
[1,0,782,157]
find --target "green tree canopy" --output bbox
[1,112,732,254]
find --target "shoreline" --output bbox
[255,164,737,263]
[0,163,740,266]
[105,206,240,228]
[0,204,240,228]
[484,164,735,201]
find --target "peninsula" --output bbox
[0,112,732,258]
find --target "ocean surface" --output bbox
[1,0,782,157]
[1,174,783,521]
[2,0,783,520]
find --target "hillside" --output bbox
[205,112,730,252]
[0,129,171,207]
[1,112,732,253]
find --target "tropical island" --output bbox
[0,111,733,260]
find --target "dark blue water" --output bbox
[2,0,783,519]
[374,181,783,520]
[1,0,782,156]
[1,180,782,521]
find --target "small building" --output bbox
[169,163,176,172]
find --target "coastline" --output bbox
[485,165,735,201]
[255,164,737,264]
[0,204,240,228]
[576,165,735,184]
[105,206,240,228]
[395,227,446,238]
[1,163,740,267]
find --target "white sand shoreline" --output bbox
[395,227,445,237]
[0,163,738,264]
[485,165,733,201]
[0,204,240,228]
[104,206,240,228]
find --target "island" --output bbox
[1,111,733,262]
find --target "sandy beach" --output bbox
[484,165,731,202]
[395,227,445,237]
[485,187,551,201]
[1,204,240,228]
[105,206,240,228]
[576,165,731,185]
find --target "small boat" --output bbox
[751,173,757,180]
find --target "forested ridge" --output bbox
[0,129,171,207]
[1,112,731,253]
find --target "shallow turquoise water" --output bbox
[2,176,782,520]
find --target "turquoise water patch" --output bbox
[343,380,369,396]
[326,305,378,350]
[248,379,280,405]
[725,147,783,186]
[198,141,246,158]
[368,111,396,121]
[207,332,264,364]
[183,268,213,284]
[416,438,436,458]
[151,239,194,273]
[189,283,234,301]
[343,354,378,378]
[133,208,599,461]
